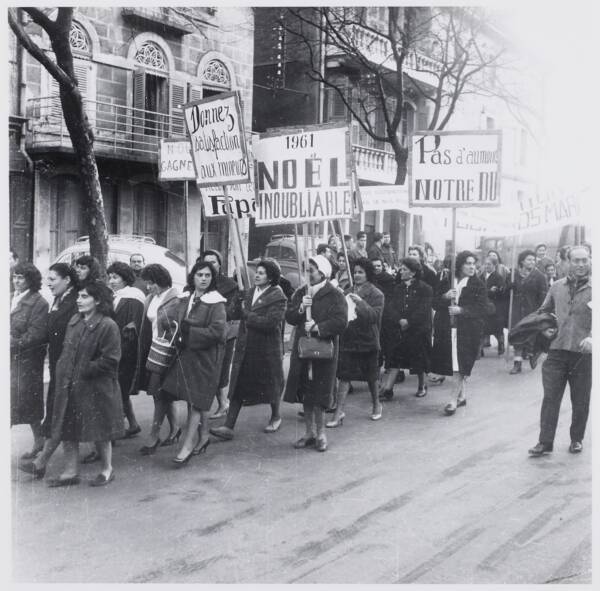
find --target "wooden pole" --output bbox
[183,181,189,269]
[506,232,520,361]
[294,223,303,287]
[224,185,246,291]
[335,219,353,289]
[450,207,457,328]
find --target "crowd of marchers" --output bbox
[9,233,592,487]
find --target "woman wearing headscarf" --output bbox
[11,262,48,460]
[430,251,488,416]
[480,255,508,355]
[106,262,146,437]
[326,257,384,427]
[283,255,347,452]
[507,249,548,374]
[20,264,79,479]
[136,264,181,454]
[210,259,287,441]
[160,261,227,464]
[48,281,124,487]
[379,257,433,400]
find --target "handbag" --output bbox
[145,322,179,375]
[297,335,334,360]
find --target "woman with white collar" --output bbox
[107,262,146,439]
[210,258,287,441]
[283,255,348,452]
[160,261,227,465]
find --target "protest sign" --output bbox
[359,184,409,212]
[183,90,250,187]
[409,130,502,207]
[255,124,353,226]
[513,189,585,233]
[158,139,195,181]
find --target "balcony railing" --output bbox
[326,25,441,87]
[26,96,186,160]
[352,144,397,184]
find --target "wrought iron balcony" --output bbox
[25,96,186,161]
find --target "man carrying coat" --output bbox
[528,245,592,456]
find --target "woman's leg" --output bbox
[123,396,140,431]
[329,381,350,423]
[197,410,209,448]
[34,436,61,470]
[303,404,316,438]
[96,440,113,478]
[368,379,383,416]
[510,348,523,373]
[60,441,80,478]
[380,368,400,392]
[268,400,281,424]
[314,406,326,441]
[30,421,44,453]
[175,405,201,459]
[224,398,243,430]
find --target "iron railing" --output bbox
[26,96,186,159]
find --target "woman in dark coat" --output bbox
[49,281,124,487]
[408,245,438,291]
[200,249,241,420]
[508,249,548,374]
[434,251,488,416]
[107,262,146,437]
[11,262,48,459]
[136,264,181,454]
[283,255,347,452]
[161,261,227,464]
[20,264,79,479]
[327,257,384,428]
[210,259,287,442]
[480,255,508,355]
[379,257,433,399]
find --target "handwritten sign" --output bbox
[409,130,502,207]
[254,125,353,226]
[158,139,195,181]
[359,184,409,212]
[183,90,250,187]
[514,190,584,233]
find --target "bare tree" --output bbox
[9,7,109,273]
[281,6,510,184]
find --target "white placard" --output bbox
[158,139,195,181]
[409,130,502,207]
[183,90,250,187]
[359,184,409,212]
[254,125,353,225]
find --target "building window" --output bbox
[135,42,167,71]
[202,59,231,88]
[69,22,91,55]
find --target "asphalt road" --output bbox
[11,350,592,583]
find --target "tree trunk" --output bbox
[389,140,409,256]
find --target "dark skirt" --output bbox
[337,350,379,382]
[218,338,236,389]
[385,332,430,373]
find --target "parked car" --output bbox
[247,234,321,290]
[44,235,187,300]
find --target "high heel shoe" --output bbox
[160,428,182,447]
[378,388,394,401]
[139,439,161,455]
[429,375,446,385]
[415,385,428,398]
[192,439,210,456]
[172,449,195,466]
[326,413,345,428]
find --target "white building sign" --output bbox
[409,130,502,207]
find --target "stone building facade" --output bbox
[9,7,254,271]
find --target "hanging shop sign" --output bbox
[409,130,502,207]
[182,90,250,187]
[158,139,195,181]
[254,124,353,225]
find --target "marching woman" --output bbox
[480,255,508,355]
[379,258,433,400]
[11,262,48,460]
[210,259,287,441]
[48,281,124,486]
[107,262,146,438]
[431,251,488,416]
[20,263,78,479]
[508,249,548,374]
[160,261,227,465]
[136,264,181,454]
[283,255,347,452]
[327,257,384,427]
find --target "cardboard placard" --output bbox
[254,124,353,226]
[158,139,195,181]
[409,130,502,207]
[183,90,250,187]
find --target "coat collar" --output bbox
[248,285,285,309]
[68,311,105,331]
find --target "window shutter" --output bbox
[49,59,90,122]
[169,79,186,136]
[132,70,146,136]
[188,84,203,103]
[417,111,428,131]
[327,88,348,121]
